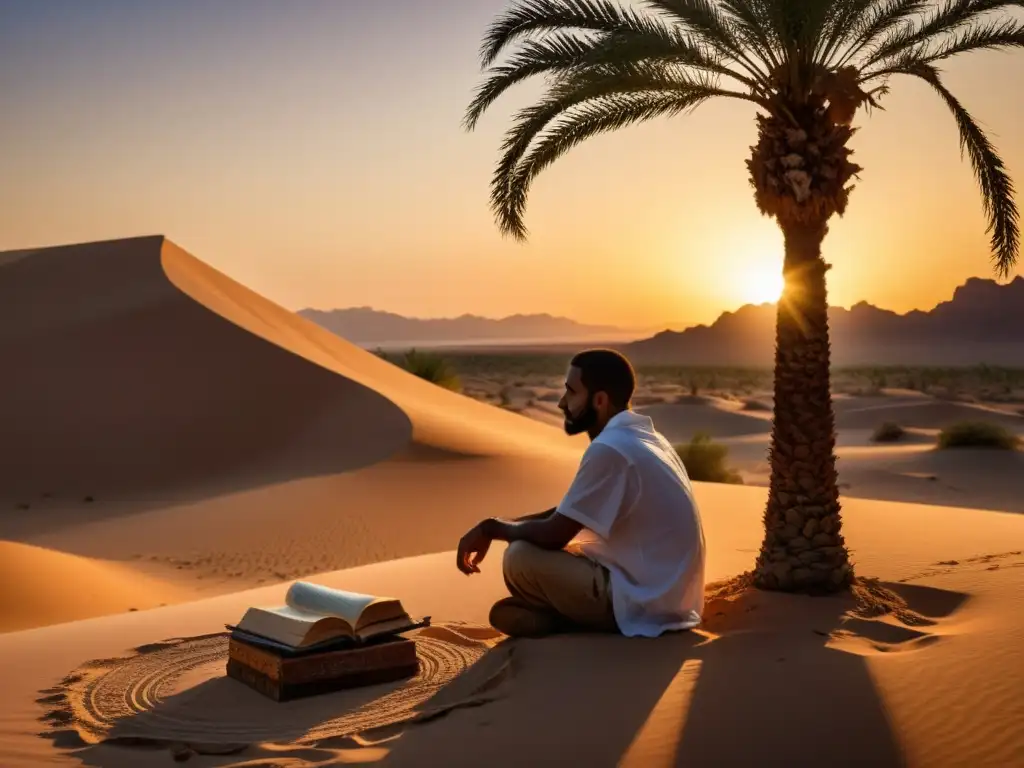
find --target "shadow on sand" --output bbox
[37,580,969,768]
[369,579,968,767]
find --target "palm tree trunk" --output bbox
[753,220,852,593]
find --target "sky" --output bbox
[1,1,1023,331]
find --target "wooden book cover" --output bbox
[226,658,420,702]
[226,635,420,701]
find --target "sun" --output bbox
[739,263,785,305]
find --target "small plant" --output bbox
[937,421,1019,450]
[394,348,461,392]
[674,433,743,484]
[871,422,906,443]
[741,398,771,412]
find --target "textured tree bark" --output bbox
[753,220,853,593]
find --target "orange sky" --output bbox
[1,3,1022,331]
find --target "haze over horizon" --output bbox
[2,1,1023,329]
[306,273,1024,335]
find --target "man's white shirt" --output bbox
[555,409,707,637]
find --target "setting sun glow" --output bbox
[739,263,786,305]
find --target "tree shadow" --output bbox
[371,630,704,766]
[370,580,968,767]
[35,580,969,767]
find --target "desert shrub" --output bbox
[740,398,771,411]
[871,422,906,443]
[674,433,743,484]
[937,421,1019,450]
[393,349,461,392]
[498,387,512,407]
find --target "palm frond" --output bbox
[464,25,752,131]
[815,0,876,67]
[712,0,784,68]
[863,16,1024,79]
[645,0,776,84]
[862,0,1024,69]
[511,88,718,204]
[488,63,757,239]
[644,0,742,46]
[772,0,842,65]
[922,15,1024,60]
[478,0,665,68]
[833,0,930,69]
[904,63,1019,276]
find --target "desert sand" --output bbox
[1,236,584,609]
[640,393,1024,513]
[1,237,1023,767]
[471,378,1024,513]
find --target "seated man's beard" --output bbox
[562,397,598,436]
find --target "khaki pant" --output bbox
[501,540,619,633]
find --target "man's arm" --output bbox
[488,443,632,552]
[455,507,576,574]
[458,444,631,573]
[482,512,583,552]
[483,445,630,550]
[512,507,556,523]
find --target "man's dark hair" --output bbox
[570,348,636,410]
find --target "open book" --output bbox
[229,581,423,652]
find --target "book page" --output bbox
[236,604,327,645]
[285,581,392,626]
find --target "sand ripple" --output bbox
[39,624,505,752]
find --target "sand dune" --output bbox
[1,486,1023,767]
[0,236,579,502]
[0,542,186,633]
[1,236,401,499]
[3,236,1024,766]
[162,240,580,460]
[646,392,1024,441]
[11,456,581,605]
[833,444,1024,512]
[633,393,1024,512]
[725,439,1024,512]
[0,236,582,628]
[637,400,772,440]
[833,394,1024,432]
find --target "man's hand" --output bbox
[456,520,494,575]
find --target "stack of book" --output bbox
[225,580,429,702]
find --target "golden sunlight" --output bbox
[739,262,785,305]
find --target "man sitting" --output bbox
[456,348,707,638]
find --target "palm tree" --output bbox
[464,0,1021,593]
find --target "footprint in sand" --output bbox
[824,580,971,657]
[899,550,1024,582]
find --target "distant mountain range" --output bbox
[625,276,1024,367]
[300,277,1024,365]
[298,306,632,345]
